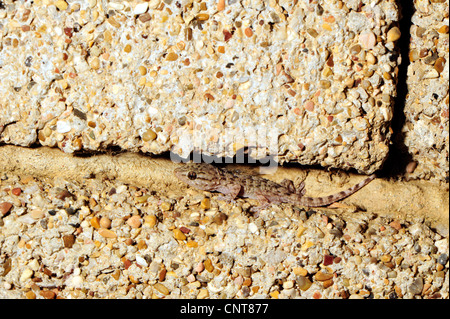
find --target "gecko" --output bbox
[174,163,376,211]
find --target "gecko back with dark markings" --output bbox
[175,163,375,210]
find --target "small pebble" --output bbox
[197,289,209,299]
[301,240,314,251]
[204,258,214,272]
[123,259,132,269]
[154,283,169,295]
[98,228,117,238]
[248,223,258,233]
[142,129,157,142]
[187,274,196,282]
[283,280,294,289]
[135,254,149,267]
[194,262,204,273]
[313,292,322,299]
[438,25,449,33]
[55,0,68,11]
[70,275,84,288]
[437,254,448,265]
[304,101,315,112]
[20,268,34,282]
[213,212,228,225]
[322,279,333,289]
[293,267,308,276]
[173,228,186,240]
[40,290,56,299]
[0,202,13,216]
[99,217,111,229]
[63,234,75,248]
[269,290,279,299]
[387,271,398,278]
[11,187,22,196]
[359,31,376,49]
[387,27,401,42]
[159,268,167,281]
[243,278,252,286]
[296,276,312,291]
[200,198,211,210]
[179,226,190,234]
[25,291,36,299]
[133,2,148,15]
[127,215,141,228]
[144,215,157,227]
[217,0,225,11]
[186,241,198,248]
[160,201,172,211]
[30,209,44,219]
[90,216,100,229]
[55,189,73,200]
[389,220,402,230]
[323,254,334,266]
[434,57,446,74]
[408,277,423,295]
[166,52,178,61]
[406,161,417,173]
[381,254,392,263]
[56,120,71,134]
[314,271,334,281]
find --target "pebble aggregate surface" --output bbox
[0,0,401,174]
[0,0,448,300]
[402,0,449,181]
[0,172,448,299]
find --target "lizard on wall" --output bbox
[175,163,375,211]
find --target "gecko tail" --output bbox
[299,174,376,207]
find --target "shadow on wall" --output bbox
[378,0,415,178]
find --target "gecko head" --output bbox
[174,163,222,191]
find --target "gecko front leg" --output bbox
[216,184,242,203]
[249,194,273,212]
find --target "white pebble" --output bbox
[56,120,71,133]
[423,69,439,79]
[187,274,196,282]
[116,185,128,194]
[134,2,149,15]
[28,259,40,271]
[248,223,258,233]
[136,254,148,267]
[18,214,38,224]
[435,239,449,254]
[148,0,161,9]
[283,280,294,289]
[67,275,83,288]
[109,2,124,10]
[20,268,34,282]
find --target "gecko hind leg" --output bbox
[280,179,296,193]
[281,179,306,196]
[297,181,306,196]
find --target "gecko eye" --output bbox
[187,171,197,180]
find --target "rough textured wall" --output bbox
[402,0,449,180]
[0,0,401,174]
